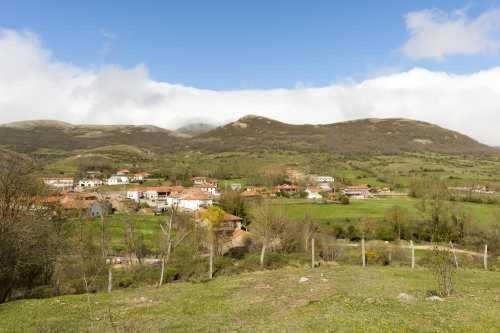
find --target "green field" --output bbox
[276,197,499,226]
[79,197,499,254]
[1,265,498,332]
[76,214,162,253]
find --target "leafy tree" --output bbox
[201,206,225,279]
[0,154,62,303]
[218,189,247,223]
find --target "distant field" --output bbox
[1,266,498,332]
[275,197,500,226]
[75,214,162,253]
[79,197,500,254]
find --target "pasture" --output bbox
[1,265,499,332]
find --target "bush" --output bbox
[340,195,350,205]
[118,277,133,288]
[427,248,456,297]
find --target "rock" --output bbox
[398,293,416,301]
[299,277,309,283]
[426,296,444,302]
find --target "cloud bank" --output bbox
[402,8,500,60]
[1,29,500,145]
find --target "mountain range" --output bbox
[0,116,495,156]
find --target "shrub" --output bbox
[427,248,456,297]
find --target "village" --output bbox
[40,169,403,213]
[38,169,404,249]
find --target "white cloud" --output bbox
[402,8,500,60]
[1,29,500,145]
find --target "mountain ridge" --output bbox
[0,116,494,156]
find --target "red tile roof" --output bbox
[275,184,300,190]
[171,189,213,201]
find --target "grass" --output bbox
[1,265,499,332]
[78,214,162,253]
[278,197,500,226]
[75,197,499,255]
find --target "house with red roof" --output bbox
[305,186,323,200]
[167,188,214,210]
[342,185,371,199]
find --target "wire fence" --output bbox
[314,237,496,270]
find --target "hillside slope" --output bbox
[0,116,494,155]
[0,266,498,332]
[0,121,181,153]
[191,116,493,154]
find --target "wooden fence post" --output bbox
[410,240,415,269]
[450,242,459,268]
[388,244,392,265]
[484,244,488,270]
[311,238,315,269]
[361,238,366,267]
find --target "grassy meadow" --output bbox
[277,197,500,226]
[79,195,500,255]
[1,265,499,332]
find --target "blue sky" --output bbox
[1,1,500,144]
[2,0,500,89]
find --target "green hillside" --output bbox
[1,266,498,332]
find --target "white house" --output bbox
[168,189,214,210]
[343,185,371,199]
[315,176,334,183]
[305,187,322,200]
[42,177,74,189]
[192,176,218,186]
[131,172,150,183]
[126,189,143,202]
[194,184,219,195]
[78,178,103,189]
[315,176,334,191]
[107,175,129,186]
[143,186,171,201]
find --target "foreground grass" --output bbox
[1,266,499,332]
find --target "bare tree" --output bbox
[98,202,113,293]
[385,205,409,240]
[250,203,288,268]
[158,205,192,287]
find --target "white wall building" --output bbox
[42,177,74,189]
[315,176,334,183]
[168,189,214,210]
[78,179,103,188]
[107,175,129,186]
[126,189,142,202]
[195,184,219,195]
[305,187,322,200]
